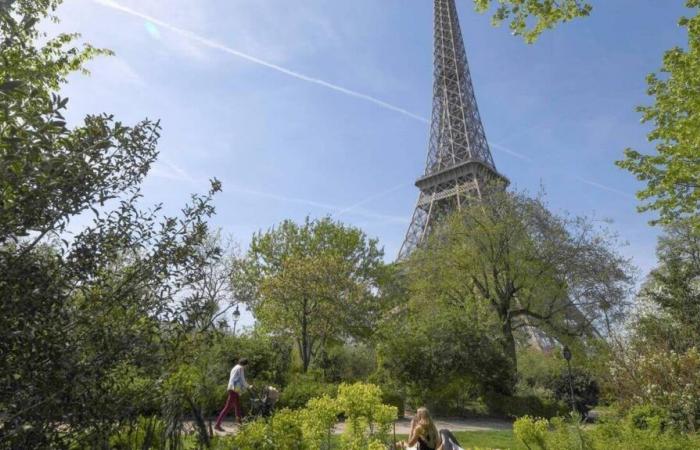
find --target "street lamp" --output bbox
[232,305,240,336]
[562,345,576,415]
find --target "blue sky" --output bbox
[49,0,691,288]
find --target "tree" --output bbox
[377,292,515,400]
[642,219,700,336]
[404,190,634,382]
[0,1,221,446]
[181,230,241,333]
[471,0,592,43]
[233,217,386,372]
[617,1,700,230]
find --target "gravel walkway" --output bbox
[208,415,512,436]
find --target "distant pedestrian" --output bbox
[214,358,252,431]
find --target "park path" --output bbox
[334,415,512,435]
[208,414,512,436]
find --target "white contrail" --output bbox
[575,177,635,200]
[94,0,428,123]
[335,182,409,218]
[490,142,533,162]
[225,184,409,224]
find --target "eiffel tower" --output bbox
[398,0,509,259]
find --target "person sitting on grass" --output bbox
[396,407,464,450]
[214,358,252,431]
[397,407,440,450]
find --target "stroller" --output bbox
[248,386,279,419]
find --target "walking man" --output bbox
[214,358,252,431]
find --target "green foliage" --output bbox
[277,374,338,410]
[472,0,592,43]
[234,217,386,372]
[616,1,700,229]
[626,404,671,432]
[232,383,397,450]
[515,348,563,400]
[336,383,398,450]
[391,190,633,397]
[0,0,223,446]
[608,345,700,433]
[379,388,406,420]
[638,219,700,344]
[377,295,513,402]
[604,220,700,432]
[300,395,340,450]
[513,416,550,449]
[108,416,170,450]
[484,393,566,420]
[313,344,377,383]
[515,414,700,450]
[232,412,306,450]
[450,430,518,449]
[548,369,600,418]
[219,332,293,388]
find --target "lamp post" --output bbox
[562,345,576,414]
[232,305,240,336]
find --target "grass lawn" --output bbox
[452,430,518,449]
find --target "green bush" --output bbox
[548,368,600,418]
[609,345,700,432]
[626,404,671,432]
[232,382,397,450]
[300,395,340,450]
[380,388,405,419]
[514,414,700,450]
[484,392,567,419]
[109,416,170,450]
[217,332,293,387]
[314,344,377,383]
[336,383,398,450]
[277,373,338,410]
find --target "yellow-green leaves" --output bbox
[617,1,700,230]
[472,0,592,43]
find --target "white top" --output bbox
[227,364,249,392]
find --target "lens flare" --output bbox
[144,21,160,39]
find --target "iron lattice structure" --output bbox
[398,0,508,260]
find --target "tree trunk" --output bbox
[301,302,311,372]
[500,318,518,395]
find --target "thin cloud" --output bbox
[490,142,533,162]
[575,177,636,200]
[226,185,409,224]
[335,182,409,218]
[149,162,408,224]
[150,158,197,183]
[94,0,427,123]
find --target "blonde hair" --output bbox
[414,407,439,446]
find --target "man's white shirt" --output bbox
[227,364,249,392]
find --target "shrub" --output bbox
[217,333,292,387]
[336,383,398,450]
[108,416,170,450]
[548,368,600,418]
[626,404,671,432]
[300,395,340,450]
[277,373,338,410]
[484,392,567,419]
[314,344,377,383]
[380,388,405,419]
[232,382,398,450]
[609,345,700,432]
[514,414,700,450]
[513,415,549,449]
